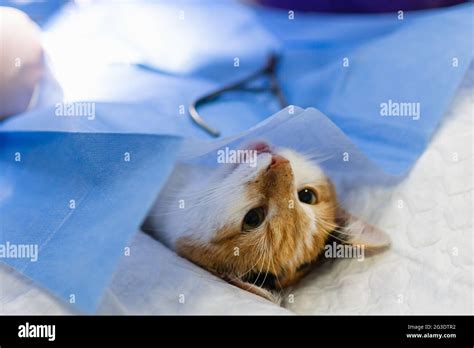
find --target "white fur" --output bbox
[144,147,328,250]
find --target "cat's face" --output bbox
[176,142,389,293]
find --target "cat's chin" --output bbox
[216,152,273,181]
[212,141,274,178]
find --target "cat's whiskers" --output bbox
[269,252,284,291]
[249,234,269,288]
[258,232,273,288]
[249,251,265,288]
[316,214,357,238]
[236,238,267,279]
[259,250,272,288]
[148,185,241,216]
[299,151,334,164]
[161,183,222,198]
[314,218,351,244]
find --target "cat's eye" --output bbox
[242,207,266,231]
[298,188,318,205]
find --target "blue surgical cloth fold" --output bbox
[0,131,181,312]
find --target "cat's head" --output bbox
[176,141,390,292]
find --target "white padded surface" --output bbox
[282,66,473,314]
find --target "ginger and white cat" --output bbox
[144,141,390,300]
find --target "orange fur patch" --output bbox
[176,160,339,290]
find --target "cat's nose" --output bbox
[270,154,289,168]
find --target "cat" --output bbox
[143,141,390,301]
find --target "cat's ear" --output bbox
[336,209,390,250]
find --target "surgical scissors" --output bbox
[188,54,287,137]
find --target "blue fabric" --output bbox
[255,4,473,174]
[0,131,181,312]
[0,0,472,312]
